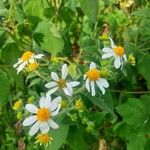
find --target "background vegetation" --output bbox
[0,0,150,150]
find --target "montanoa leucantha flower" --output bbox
[102,37,127,69]
[13,51,44,74]
[84,62,109,96]
[45,64,80,97]
[23,96,61,136]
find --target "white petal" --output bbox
[51,104,61,116]
[102,53,114,59]
[66,83,73,95]
[45,82,58,88]
[44,98,51,108]
[85,79,90,92]
[50,96,62,111]
[96,80,106,95]
[90,81,95,96]
[40,122,49,133]
[62,64,68,79]
[63,87,72,96]
[68,81,80,87]
[84,74,87,80]
[34,54,44,59]
[90,62,96,69]
[109,37,115,48]
[13,59,23,68]
[46,94,51,102]
[123,54,127,62]
[98,78,109,88]
[39,96,51,108]
[16,61,27,74]
[26,104,38,113]
[39,96,45,108]
[51,72,59,81]
[114,57,121,69]
[48,120,59,129]
[102,47,113,53]
[29,121,40,136]
[23,116,37,126]
[46,87,58,97]
[120,57,124,69]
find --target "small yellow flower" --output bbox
[21,51,33,61]
[128,53,136,66]
[61,100,68,108]
[27,62,39,71]
[13,99,22,110]
[51,57,65,64]
[16,112,23,120]
[99,34,109,40]
[75,99,84,112]
[36,134,53,145]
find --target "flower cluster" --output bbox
[13,37,128,145]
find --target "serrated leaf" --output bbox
[0,70,10,104]
[78,0,99,23]
[28,78,41,87]
[1,43,21,64]
[138,55,150,86]
[34,21,64,56]
[46,125,69,150]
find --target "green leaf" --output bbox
[34,21,64,56]
[1,43,21,64]
[78,0,99,23]
[132,8,150,18]
[0,70,10,104]
[138,55,150,86]
[23,0,45,19]
[127,134,147,150]
[67,126,88,150]
[28,78,41,87]
[116,98,145,128]
[46,125,69,150]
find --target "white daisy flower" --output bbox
[23,96,61,136]
[13,51,44,74]
[102,37,127,69]
[45,64,80,97]
[84,62,109,96]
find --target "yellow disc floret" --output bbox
[37,108,51,122]
[86,69,100,81]
[27,62,39,71]
[36,134,53,145]
[58,79,66,88]
[21,51,33,61]
[114,46,124,56]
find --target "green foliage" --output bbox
[0,0,150,150]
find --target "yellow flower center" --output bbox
[58,79,66,88]
[37,108,51,122]
[27,62,39,71]
[75,99,84,112]
[114,46,124,56]
[86,69,100,81]
[21,51,33,61]
[36,134,53,144]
